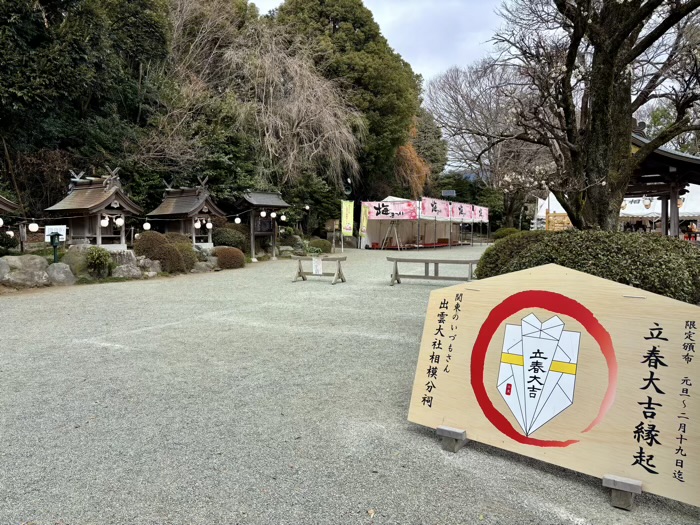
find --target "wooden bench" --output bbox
[387,257,478,286]
[292,255,347,285]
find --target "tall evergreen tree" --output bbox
[275,0,421,200]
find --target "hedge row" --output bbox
[476,230,700,304]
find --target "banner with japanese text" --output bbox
[451,202,474,221]
[365,200,419,220]
[360,204,370,235]
[473,206,490,223]
[341,200,354,237]
[420,198,451,219]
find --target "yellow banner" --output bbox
[341,200,354,237]
[360,204,369,235]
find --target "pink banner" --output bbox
[421,198,451,219]
[473,206,489,223]
[451,202,474,221]
[365,200,418,220]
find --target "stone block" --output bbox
[602,475,642,494]
[47,263,76,286]
[3,255,49,272]
[5,270,50,288]
[112,264,142,279]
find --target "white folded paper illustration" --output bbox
[497,314,581,436]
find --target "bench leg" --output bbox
[293,260,307,282]
[424,262,429,276]
[332,262,346,285]
[390,260,401,286]
[434,263,439,277]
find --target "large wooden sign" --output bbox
[408,264,698,507]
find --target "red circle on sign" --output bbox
[470,290,617,448]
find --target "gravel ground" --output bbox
[1,245,698,525]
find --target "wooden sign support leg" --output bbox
[436,426,468,453]
[602,475,642,511]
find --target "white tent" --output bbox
[361,196,486,249]
[535,184,700,226]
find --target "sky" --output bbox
[252,0,503,82]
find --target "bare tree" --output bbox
[432,0,700,230]
[138,0,364,187]
[427,60,554,226]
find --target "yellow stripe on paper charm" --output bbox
[501,353,524,366]
[550,361,577,375]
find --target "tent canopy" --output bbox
[537,184,700,222]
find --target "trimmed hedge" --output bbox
[308,239,332,253]
[493,227,520,240]
[134,231,169,259]
[476,230,700,304]
[164,232,191,244]
[476,231,547,279]
[174,243,198,271]
[212,228,247,251]
[153,244,186,273]
[214,247,246,269]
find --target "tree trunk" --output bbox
[560,46,634,231]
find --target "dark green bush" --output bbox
[214,247,246,269]
[134,231,169,259]
[164,232,191,244]
[476,231,547,279]
[212,228,247,251]
[308,239,332,253]
[0,232,19,251]
[174,243,198,271]
[493,227,520,240]
[86,246,113,278]
[153,244,186,273]
[477,230,700,304]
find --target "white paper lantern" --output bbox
[260,211,267,218]
[280,215,287,222]
[0,218,3,227]
[234,217,242,224]
[304,205,310,210]
[194,220,202,229]
[115,216,125,227]
[6,230,14,238]
[28,222,39,233]
[206,221,213,230]
[100,217,110,228]
[143,222,151,231]
[270,212,277,218]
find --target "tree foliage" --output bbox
[275,0,422,200]
[430,0,700,231]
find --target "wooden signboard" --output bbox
[408,264,698,507]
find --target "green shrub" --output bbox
[476,230,547,279]
[153,244,186,273]
[478,230,700,304]
[164,232,191,244]
[493,227,520,240]
[212,228,247,251]
[86,246,113,278]
[134,231,169,259]
[214,247,246,269]
[0,232,19,251]
[306,246,323,255]
[308,239,332,253]
[174,243,198,271]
